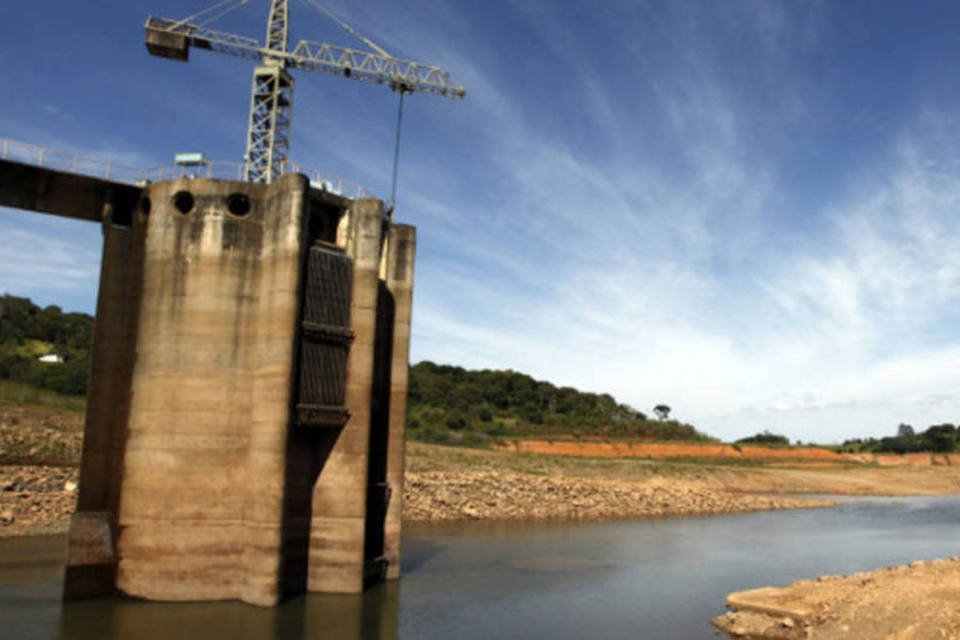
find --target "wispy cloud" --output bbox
[0,211,102,312]
[4,0,960,444]
[398,2,960,442]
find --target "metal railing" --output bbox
[0,137,375,200]
[0,138,146,183]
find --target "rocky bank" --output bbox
[714,557,960,639]
[402,469,831,522]
[0,465,77,536]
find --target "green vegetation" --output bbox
[840,423,960,454]
[407,361,712,446]
[0,378,87,413]
[1,294,713,447]
[0,295,93,396]
[735,431,790,446]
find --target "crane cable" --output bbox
[300,0,393,58]
[196,0,253,27]
[175,0,251,30]
[296,0,407,212]
[390,90,406,214]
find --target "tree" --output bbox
[653,404,671,421]
[897,423,915,438]
[922,424,957,453]
[736,431,790,446]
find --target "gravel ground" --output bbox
[402,469,832,522]
[0,465,77,536]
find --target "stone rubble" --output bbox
[0,465,78,536]
[403,469,831,522]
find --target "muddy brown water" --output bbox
[3,496,960,639]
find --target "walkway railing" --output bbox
[0,137,375,200]
[0,138,146,184]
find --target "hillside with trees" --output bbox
[1,295,710,444]
[7,294,960,454]
[407,361,711,445]
[0,295,92,396]
[840,423,960,454]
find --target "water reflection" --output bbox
[59,582,399,640]
[0,536,399,640]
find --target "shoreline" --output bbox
[402,468,834,523]
[0,462,836,538]
[4,441,960,536]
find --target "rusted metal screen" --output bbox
[299,339,349,406]
[303,244,352,327]
[296,245,353,428]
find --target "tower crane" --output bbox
[145,0,465,186]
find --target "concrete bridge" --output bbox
[0,140,416,606]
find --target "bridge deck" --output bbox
[0,159,142,226]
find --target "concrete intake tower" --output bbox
[62,174,415,606]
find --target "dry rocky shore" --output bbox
[0,402,848,537]
[0,465,77,536]
[0,404,82,536]
[6,403,960,535]
[714,558,960,639]
[403,469,830,522]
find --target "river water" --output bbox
[4,496,960,639]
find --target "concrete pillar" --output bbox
[382,225,416,580]
[63,215,145,598]
[307,198,383,593]
[63,177,413,604]
[113,175,307,606]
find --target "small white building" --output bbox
[38,354,64,364]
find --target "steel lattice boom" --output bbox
[145,1,465,183]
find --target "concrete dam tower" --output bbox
[64,175,416,605]
[56,0,463,606]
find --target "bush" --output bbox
[483,421,507,437]
[445,411,468,431]
[29,358,88,395]
[0,353,34,381]
[735,431,790,446]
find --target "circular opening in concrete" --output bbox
[172,191,194,215]
[226,193,252,218]
[139,196,151,216]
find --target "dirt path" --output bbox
[714,558,960,639]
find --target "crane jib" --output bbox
[145,18,465,98]
[144,3,464,185]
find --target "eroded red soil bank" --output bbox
[501,439,960,467]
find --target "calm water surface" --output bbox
[3,495,960,639]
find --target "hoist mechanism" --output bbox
[145,0,465,185]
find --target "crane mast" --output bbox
[145,0,465,184]
[245,0,293,182]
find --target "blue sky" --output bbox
[3,0,960,443]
